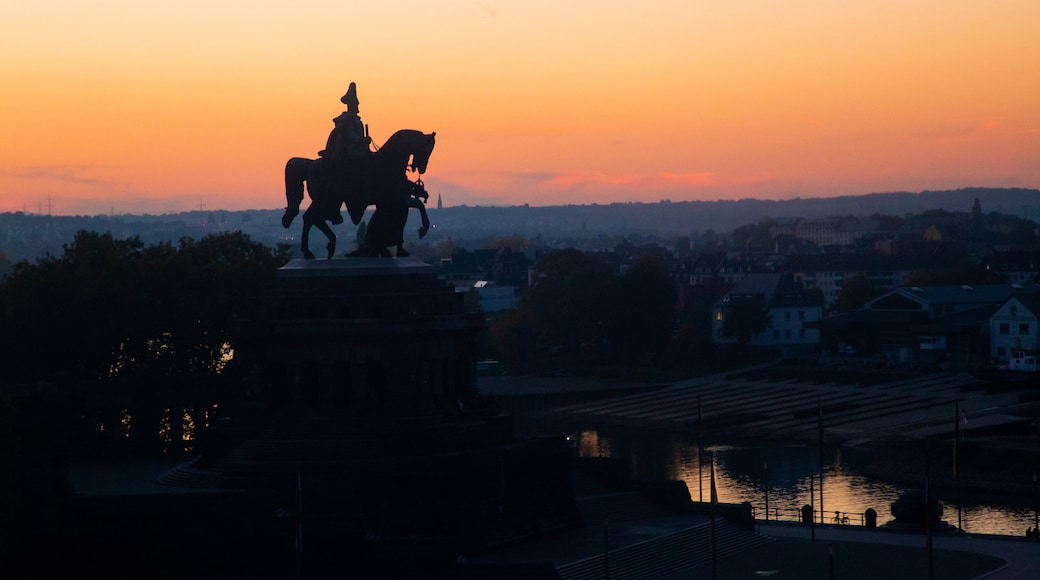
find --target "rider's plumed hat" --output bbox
[341,82,359,112]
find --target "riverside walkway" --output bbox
[704,521,1040,580]
[464,471,1033,580]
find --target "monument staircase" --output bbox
[555,519,775,580]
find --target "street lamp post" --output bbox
[764,462,769,522]
[1033,473,1038,543]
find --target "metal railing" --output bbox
[752,506,867,527]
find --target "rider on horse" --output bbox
[317,82,371,224]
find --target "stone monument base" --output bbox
[210,256,583,572]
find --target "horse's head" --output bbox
[410,131,436,174]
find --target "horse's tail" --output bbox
[282,157,312,228]
[285,157,312,207]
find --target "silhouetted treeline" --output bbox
[0,230,290,385]
[487,249,701,376]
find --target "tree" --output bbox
[720,295,772,345]
[673,279,730,362]
[486,308,534,367]
[0,249,11,279]
[491,235,535,252]
[0,230,289,384]
[673,236,692,258]
[904,258,1007,287]
[1008,221,1038,250]
[835,274,875,313]
[732,220,775,252]
[520,249,613,356]
[607,254,677,363]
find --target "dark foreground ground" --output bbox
[683,530,1008,580]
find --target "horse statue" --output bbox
[282,129,436,259]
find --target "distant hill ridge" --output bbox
[426,186,1040,237]
[2,187,1038,263]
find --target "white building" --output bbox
[989,295,1040,365]
[712,273,823,349]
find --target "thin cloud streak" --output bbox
[13,165,114,188]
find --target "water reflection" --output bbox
[574,428,1039,537]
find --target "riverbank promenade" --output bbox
[460,459,1037,579]
[700,521,1040,580]
[65,431,1039,579]
[473,367,1040,578]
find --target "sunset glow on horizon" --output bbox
[2,1,1039,215]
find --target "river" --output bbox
[129,396,1038,537]
[570,426,1039,537]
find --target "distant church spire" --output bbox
[437,193,443,210]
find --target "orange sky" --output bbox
[2,1,1039,215]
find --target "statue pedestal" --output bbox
[235,257,485,426]
[222,257,580,568]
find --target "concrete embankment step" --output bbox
[156,461,223,489]
[541,369,1016,443]
[555,519,775,580]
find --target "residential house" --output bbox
[786,254,931,310]
[793,217,879,248]
[712,272,823,352]
[471,280,520,313]
[989,294,1040,365]
[810,283,1039,368]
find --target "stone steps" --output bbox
[555,519,774,580]
[542,369,1029,443]
[155,461,223,489]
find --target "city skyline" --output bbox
[3,1,1039,216]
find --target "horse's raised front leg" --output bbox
[409,196,430,239]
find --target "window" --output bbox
[785,329,791,338]
[798,311,806,321]
[997,346,1006,356]
[716,311,722,321]
[1021,324,1030,335]
[999,323,1010,334]
[799,329,806,338]
[773,330,780,339]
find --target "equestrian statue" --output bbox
[282,82,436,259]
